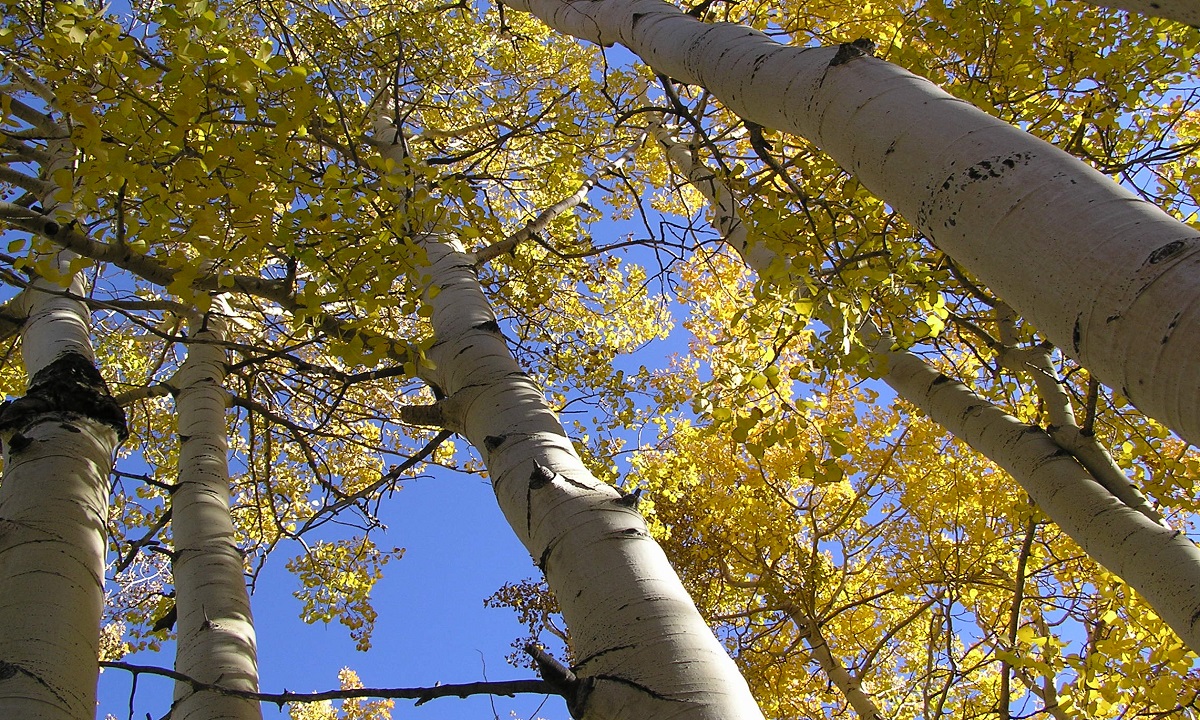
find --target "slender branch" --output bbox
[0,200,47,220]
[112,383,174,408]
[0,59,59,106]
[474,130,647,265]
[112,509,173,574]
[657,74,731,176]
[3,211,415,363]
[999,514,1037,720]
[231,391,340,498]
[0,165,54,195]
[945,257,996,307]
[291,429,452,537]
[2,213,284,294]
[1081,376,1099,436]
[0,92,62,134]
[97,661,556,708]
[0,135,52,165]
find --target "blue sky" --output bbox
[99,467,570,719]
[94,208,694,720]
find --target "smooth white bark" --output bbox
[0,108,123,717]
[654,120,1200,653]
[170,306,261,720]
[996,338,1165,527]
[1086,0,1200,26]
[366,107,761,718]
[876,342,1200,653]
[0,260,123,720]
[504,0,1200,448]
[406,239,764,720]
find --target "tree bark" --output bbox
[366,106,762,719]
[503,0,1200,448]
[0,103,125,717]
[653,120,1200,654]
[784,609,888,720]
[170,304,262,720]
[1085,0,1200,26]
[0,259,125,720]
[874,341,1200,653]
[994,331,1164,527]
[403,238,764,720]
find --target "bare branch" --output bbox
[97,661,557,708]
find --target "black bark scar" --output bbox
[0,351,127,443]
[829,38,875,67]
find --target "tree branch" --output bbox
[97,661,556,708]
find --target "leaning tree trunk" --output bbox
[0,255,126,720]
[502,0,1200,448]
[368,107,762,719]
[170,303,262,720]
[873,342,1200,654]
[652,120,1200,654]
[399,238,764,720]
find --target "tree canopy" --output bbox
[0,0,1198,717]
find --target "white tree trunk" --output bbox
[504,0,1200,448]
[0,106,124,717]
[0,257,124,720]
[654,120,1200,654]
[876,340,1200,653]
[170,305,261,720]
[1086,0,1200,26]
[402,239,764,720]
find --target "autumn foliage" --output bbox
[1,0,1199,717]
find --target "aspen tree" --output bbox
[170,299,262,720]
[501,0,1200,448]
[653,119,1200,653]
[371,112,764,719]
[0,93,125,719]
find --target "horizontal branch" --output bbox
[0,136,51,165]
[99,660,557,708]
[0,92,62,134]
[2,213,415,364]
[0,165,52,195]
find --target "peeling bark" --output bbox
[0,352,126,440]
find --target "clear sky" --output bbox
[99,466,570,719]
